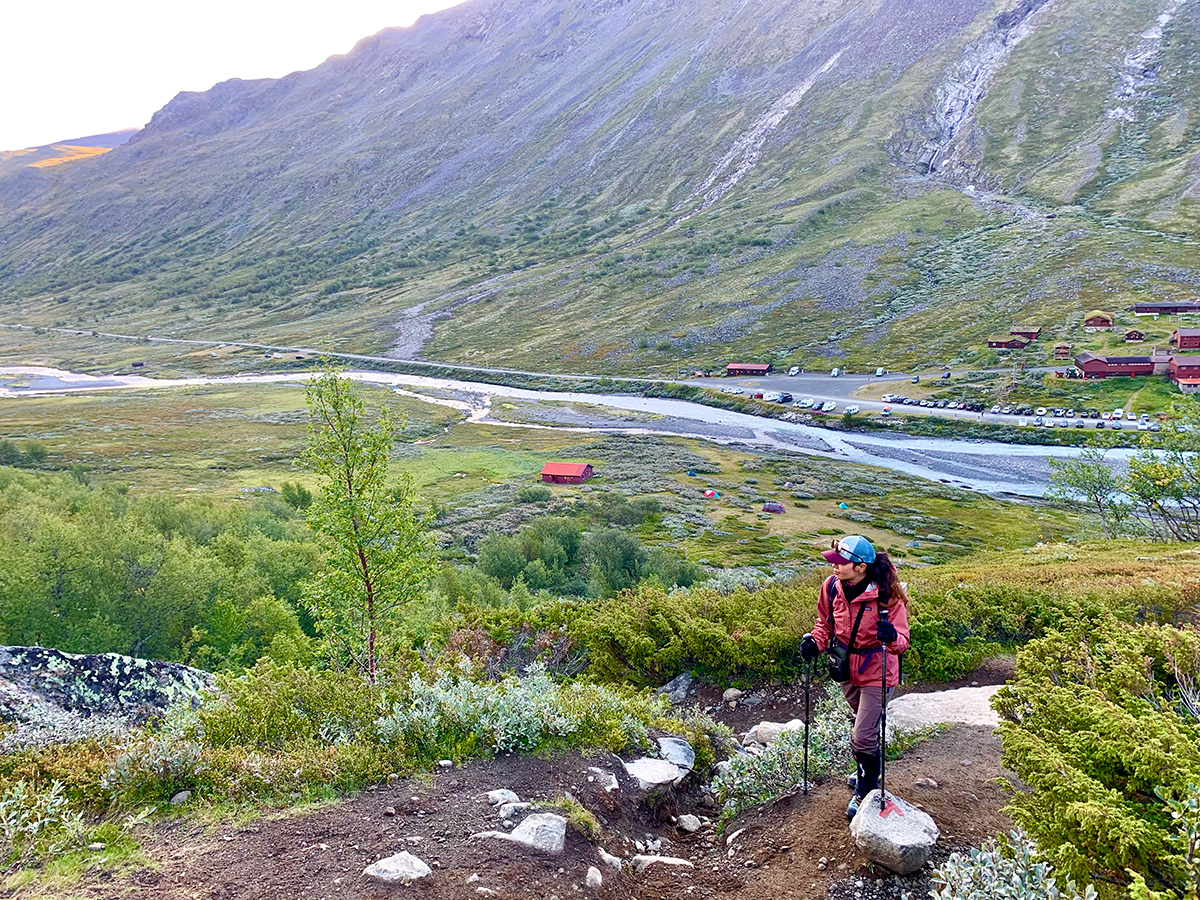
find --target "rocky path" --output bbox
[29,679,1013,900]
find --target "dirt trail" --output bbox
[29,709,1012,899]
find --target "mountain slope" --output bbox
[0,0,1197,374]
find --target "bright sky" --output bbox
[0,0,463,151]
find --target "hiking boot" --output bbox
[846,792,865,819]
[847,774,858,792]
[854,750,881,796]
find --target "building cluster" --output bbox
[1071,312,1200,392]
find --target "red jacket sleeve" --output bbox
[885,598,910,655]
[811,576,835,651]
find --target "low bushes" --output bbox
[994,621,1200,898]
[932,830,1098,900]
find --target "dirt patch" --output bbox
[23,720,1012,900]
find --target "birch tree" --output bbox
[300,370,433,683]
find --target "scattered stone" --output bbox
[585,866,603,890]
[438,759,453,768]
[169,790,191,806]
[467,874,480,883]
[88,842,106,852]
[363,851,433,885]
[657,736,695,771]
[481,789,520,806]
[677,814,702,833]
[386,773,399,786]
[657,673,694,705]
[622,757,682,791]
[850,790,940,875]
[726,828,745,847]
[588,766,619,793]
[598,848,623,872]
[499,802,531,819]
[472,813,567,854]
[384,806,396,817]
[630,855,695,874]
[914,777,939,789]
[722,688,743,703]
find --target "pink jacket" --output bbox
[811,575,910,688]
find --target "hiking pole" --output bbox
[803,655,812,795]
[878,607,889,811]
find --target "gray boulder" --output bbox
[657,736,695,771]
[850,790,940,874]
[0,646,214,749]
[630,854,695,874]
[473,812,567,854]
[656,673,693,705]
[363,850,432,884]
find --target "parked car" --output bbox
[831,368,841,377]
[941,371,950,379]
[1150,422,1162,432]
[1111,421,1123,429]
[1113,409,1124,420]
[1034,416,1044,426]
[1096,421,1105,429]
[1101,411,1112,420]
[875,368,885,377]
[991,405,1002,413]
[788,366,800,376]
[844,405,860,414]
[1074,419,1086,428]
[1137,421,1150,431]
[1001,406,1013,415]
[798,398,814,408]
[911,375,920,383]
[1036,407,1047,416]
[777,392,793,404]
[722,386,743,394]
[881,406,892,417]
[821,401,837,412]
[762,391,782,402]
[762,501,786,514]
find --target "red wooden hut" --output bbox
[725,363,772,376]
[540,462,594,484]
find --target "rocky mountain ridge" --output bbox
[0,0,1197,373]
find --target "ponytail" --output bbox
[864,552,906,608]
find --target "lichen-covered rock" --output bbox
[0,645,215,749]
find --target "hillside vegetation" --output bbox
[0,0,1197,374]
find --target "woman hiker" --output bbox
[799,535,910,818]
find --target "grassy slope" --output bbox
[1,2,1197,378]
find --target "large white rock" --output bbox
[473,812,567,854]
[850,790,940,875]
[886,685,1001,730]
[363,850,432,884]
[585,866,603,890]
[747,719,805,745]
[622,757,682,791]
[657,736,695,770]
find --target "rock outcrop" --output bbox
[0,645,214,748]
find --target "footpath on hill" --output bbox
[24,667,1014,900]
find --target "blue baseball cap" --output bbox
[822,535,876,565]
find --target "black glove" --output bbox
[799,633,820,661]
[876,618,897,644]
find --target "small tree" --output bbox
[1125,421,1200,541]
[300,370,433,683]
[1048,447,1127,539]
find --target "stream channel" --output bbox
[0,366,1129,498]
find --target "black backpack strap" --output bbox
[846,599,868,654]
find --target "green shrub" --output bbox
[994,621,1200,897]
[932,830,1098,900]
[198,660,382,750]
[712,681,851,825]
[0,780,87,863]
[516,485,553,504]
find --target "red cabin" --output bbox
[987,336,1029,350]
[725,363,772,376]
[1073,352,1153,378]
[1169,356,1200,393]
[540,462,594,484]
[1010,326,1042,341]
[1171,328,1200,350]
